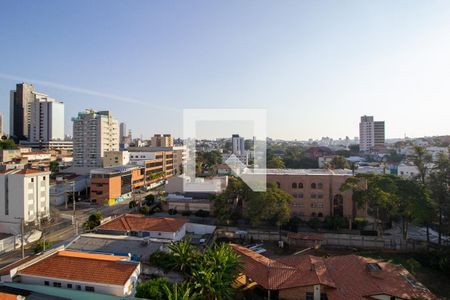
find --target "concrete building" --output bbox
[0,112,3,137]
[0,169,50,234]
[253,169,364,220]
[103,150,130,167]
[9,83,35,141]
[150,134,173,147]
[15,250,140,297]
[119,122,127,143]
[72,110,119,170]
[359,116,385,152]
[232,134,246,155]
[19,140,73,151]
[0,149,21,163]
[29,95,64,143]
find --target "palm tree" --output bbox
[168,239,198,272]
[163,283,196,300]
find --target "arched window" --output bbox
[318,212,323,218]
[333,194,344,217]
[311,183,316,189]
[317,182,323,189]
[292,182,297,189]
[298,183,304,189]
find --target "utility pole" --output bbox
[20,218,25,259]
[72,183,76,216]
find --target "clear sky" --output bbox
[1,0,450,140]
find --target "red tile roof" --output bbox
[231,244,437,300]
[15,169,47,175]
[18,250,139,286]
[98,214,187,233]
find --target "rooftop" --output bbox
[18,250,139,286]
[231,244,436,300]
[246,168,353,176]
[97,214,187,233]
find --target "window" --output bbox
[85,286,95,292]
[298,183,304,189]
[76,285,82,290]
[321,293,328,300]
[44,281,49,286]
[311,183,316,189]
[53,282,62,288]
[43,176,46,180]
[31,178,34,183]
[306,292,314,300]
[298,193,304,198]
[67,283,73,288]
[311,193,317,199]
[292,182,297,189]
[317,182,323,189]
[317,194,323,199]
[318,212,323,218]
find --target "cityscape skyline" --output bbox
[1,1,450,140]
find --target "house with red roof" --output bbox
[96,214,188,241]
[231,244,436,300]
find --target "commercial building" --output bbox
[359,115,385,152]
[232,244,436,300]
[29,95,64,143]
[150,134,173,147]
[96,214,187,241]
[0,169,50,234]
[254,169,364,220]
[15,250,140,297]
[72,110,119,170]
[9,83,35,141]
[19,140,73,151]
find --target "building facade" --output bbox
[264,169,364,220]
[359,115,385,152]
[72,110,119,170]
[10,83,36,141]
[232,134,246,155]
[150,134,173,147]
[0,169,50,234]
[29,95,64,143]
[103,150,130,167]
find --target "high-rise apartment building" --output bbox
[29,94,64,142]
[232,134,245,155]
[10,83,36,141]
[359,115,385,152]
[119,122,127,143]
[150,134,173,147]
[72,109,119,169]
[0,112,3,137]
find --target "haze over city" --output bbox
[1,0,450,140]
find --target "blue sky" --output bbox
[1,1,450,140]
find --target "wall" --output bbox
[186,223,216,235]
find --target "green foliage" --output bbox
[128,200,137,209]
[139,205,150,215]
[0,139,16,149]
[149,251,176,272]
[196,150,222,175]
[49,161,59,173]
[405,258,421,275]
[168,208,178,215]
[145,194,155,204]
[83,211,101,230]
[267,156,285,169]
[169,239,199,273]
[325,216,347,230]
[329,155,350,169]
[194,209,209,218]
[353,217,368,230]
[32,239,52,254]
[135,277,169,299]
[283,215,302,232]
[164,283,197,300]
[307,217,321,229]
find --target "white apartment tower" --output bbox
[29,94,65,142]
[359,115,385,152]
[0,169,51,234]
[72,109,119,169]
[232,134,246,155]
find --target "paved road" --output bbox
[0,189,160,268]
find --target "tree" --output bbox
[428,154,450,244]
[164,283,197,300]
[128,200,137,209]
[83,211,102,230]
[329,156,350,169]
[169,239,199,273]
[0,139,16,149]
[33,239,52,253]
[267,156,285,169]
[50,161,59,173]
[135,277,169,299]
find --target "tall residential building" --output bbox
[359,115,385,152]
[0,112,3,137]
[29,94,65,142]
[72,109,119,169]
[232,134,245,155]
[9,83,35,141]
[0,169,51,234]
[150,134,173,147]
[119,122,127,143]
